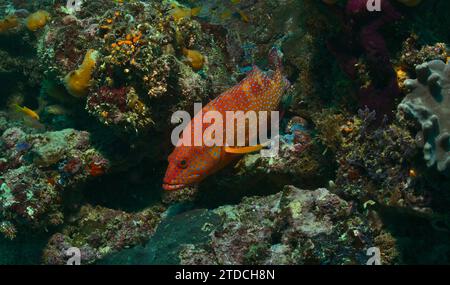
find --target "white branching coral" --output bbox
[66,0,83,14]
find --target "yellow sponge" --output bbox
[64,49,99,98]
[0,15,19,33]
[25,10,50,31]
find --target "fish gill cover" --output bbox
[0,0,449,265]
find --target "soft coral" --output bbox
[327,0,402,121]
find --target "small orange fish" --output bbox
[14,104,40,121]
[163,48,289,191]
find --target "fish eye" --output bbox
[178,159,188,169]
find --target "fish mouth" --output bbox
[162,183,187,191]
[162,175,200,191]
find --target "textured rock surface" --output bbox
[42,204,166,265]
[179,186,388,265]
[98,186,400,265]
[0,122,109,238]
[97,208,221,265]
[334,108,426,211]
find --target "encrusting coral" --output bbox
[334,108,425,212]
[178,186,398,265]
[42,204,166,265]
[0,115,110,239]
[86,86,153,133]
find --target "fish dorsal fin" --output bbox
[268,47,283,70]
[246,65,263,77]
[242,66,267,88]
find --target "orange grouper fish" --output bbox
[163,48,290,191]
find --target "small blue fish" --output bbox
[16,142,30,152]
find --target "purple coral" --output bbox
[327,0,401,120]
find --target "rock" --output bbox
[100,186,397,265]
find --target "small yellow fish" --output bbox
[220,10,233,20]
[236,9,249,23]
[14,105,40,120]
[191,7,202,16]
[170,6,202,21]
[45,105,69,116]
[182,48,205,70]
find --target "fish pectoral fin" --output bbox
[224,145,263,154]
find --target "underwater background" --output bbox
[0,0,449,265]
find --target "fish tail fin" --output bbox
[12,104,23,113]
[191,7,202,17]
[281,89,293,110]
[268,46,283,71]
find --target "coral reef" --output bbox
[334,108,425,211]
[399,60,450,173]
[234,116,326,187]
[36,0,230,136]
[398,37,447,72]
[42,204,166,265]
[0,114,110,238]
[179,186,397,265]
[97,186,398,265]
[86,86,153,133]
[0,48,42,88]
[0,0,449,266]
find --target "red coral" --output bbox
[87,86,129,112]
[63,158,83,175]
[87,156,109,177]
